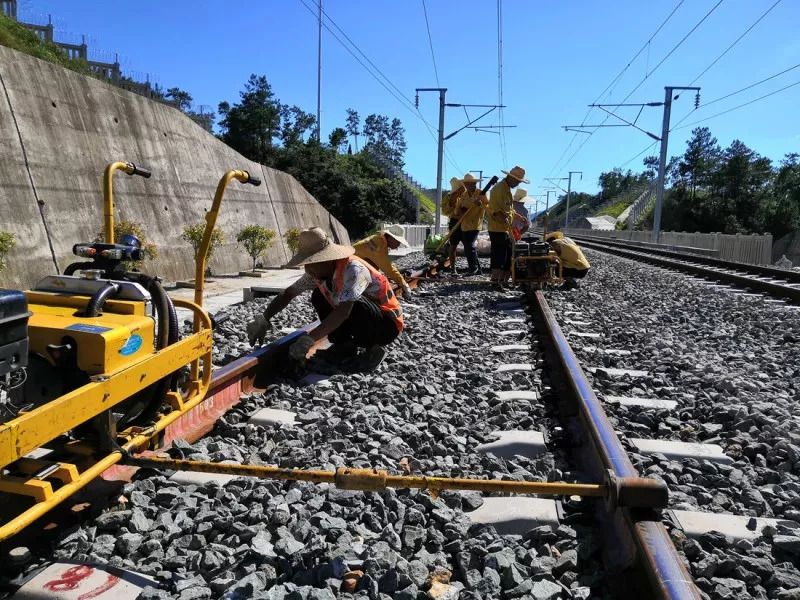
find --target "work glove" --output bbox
[246,315,270,346]
[288,334,315,362]
[401,284,412,299]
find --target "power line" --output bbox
[546,0,685,177]
[671,61,800,130]
[620,141,658,169]
[420,0,440,87]
[671,78,800,131]
[556,0,726,174]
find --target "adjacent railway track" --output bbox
[567,233,800,303]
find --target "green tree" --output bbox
[218,75,282,163]
[181,222,224,263]
[279,104,316,147]
[284,228,301,254]
[0,231,15,273]
[363,114,406,167]
[346,108,361,151]
[166,87,193,112]
[236,225,276,271]
[328,127,348,153]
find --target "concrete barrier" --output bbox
[0,45,348,288]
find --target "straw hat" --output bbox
[286,227,354,267]
[501,165,529,184]
[513,188,528,202]
[383,224,409,247]
[462,173,480,184]
[449,177,463,191]
[545,231,564,242]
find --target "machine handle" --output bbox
[126,162,152,178]
[244,171,261,186]
[481,175,499,195]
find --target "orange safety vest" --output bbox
[317,256,405,332]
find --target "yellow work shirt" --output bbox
[551,237,590,271]
[488,178,514,232]
[456,190,488,231]
[352,233,407,288]
[442,189,463,218]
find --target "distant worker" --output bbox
[353,225,412,299]
[489,166,528,285]
[443,177,465,273]
[246,227,404,371]
[545,231,591,289]
[456,173,488,275]
[511,188,531,241]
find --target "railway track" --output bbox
[2,255,710,599]
[567,234,800,304]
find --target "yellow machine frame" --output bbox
[510,212,564,288]
[0,164,257,540]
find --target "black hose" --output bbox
[63,262,95,276]
[84,282,119,317]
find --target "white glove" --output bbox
[401,285,412,299]
[288,334,315,361]
[246,315,270,346]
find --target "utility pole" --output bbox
[653,86,700,242]
[564,171,583,230]
[316,0,322,142]
[416,88,447,234]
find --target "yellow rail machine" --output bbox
[0,162,260,540]
[511,233,564,289]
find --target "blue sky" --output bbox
[17,0,800,206]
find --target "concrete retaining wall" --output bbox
[0,45,348,289]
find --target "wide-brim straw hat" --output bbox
[502,165,529,184]
[462,173,480,184]
[513,188,528,201]
[286,227,354,267]
[383,224,409,247]
[449,177,463,191]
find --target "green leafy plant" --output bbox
[181,222,224,264]
[236,225,276,271]
[0,231,16,273]
[284,228,301,255]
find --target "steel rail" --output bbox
[573,238,800,303]
[569,233,800,285]
[528,290,700,599]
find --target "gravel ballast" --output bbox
[547,248,800,600]
[13,254,610,599]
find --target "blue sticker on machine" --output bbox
[119,334,143,356]
[65,323,112,334]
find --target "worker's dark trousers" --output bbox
[311,288,399,348]
[448,218,463,247]
[562,267,589,280]
[489,231,512,270]
[462,229,480,271]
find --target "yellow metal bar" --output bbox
[13,458,80,485]
[194,170,252,311]
[102,161,135,243]
[0,329,212,468]
[125,457,606,498]
[0,476,53,502]
[172,298,212,388]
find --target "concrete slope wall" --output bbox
[0,45,348,289]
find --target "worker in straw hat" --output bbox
[488,165,529,286]
[246,227,404,372]
[442,177,466,273]
[511,188,531,241]
[545,231,591,289]
[352,224,412,298]
[455,173,489,275]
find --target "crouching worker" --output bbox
[545,231,590,289]
[353,224,412,299]
[246,227,403,372]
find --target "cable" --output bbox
[671,79,800,131]
[546,0,685,177]
[556,0,726,174]
[671,61,800,130]
[620,141,658,169]
[421,0,440,88]
[497,0,508,166]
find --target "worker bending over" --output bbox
[353,224,412,299]
[545,231,591,289]
[442,177,465,273]
[247,227,404,372]
[456,173,488,275]
[489,165,528,286]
